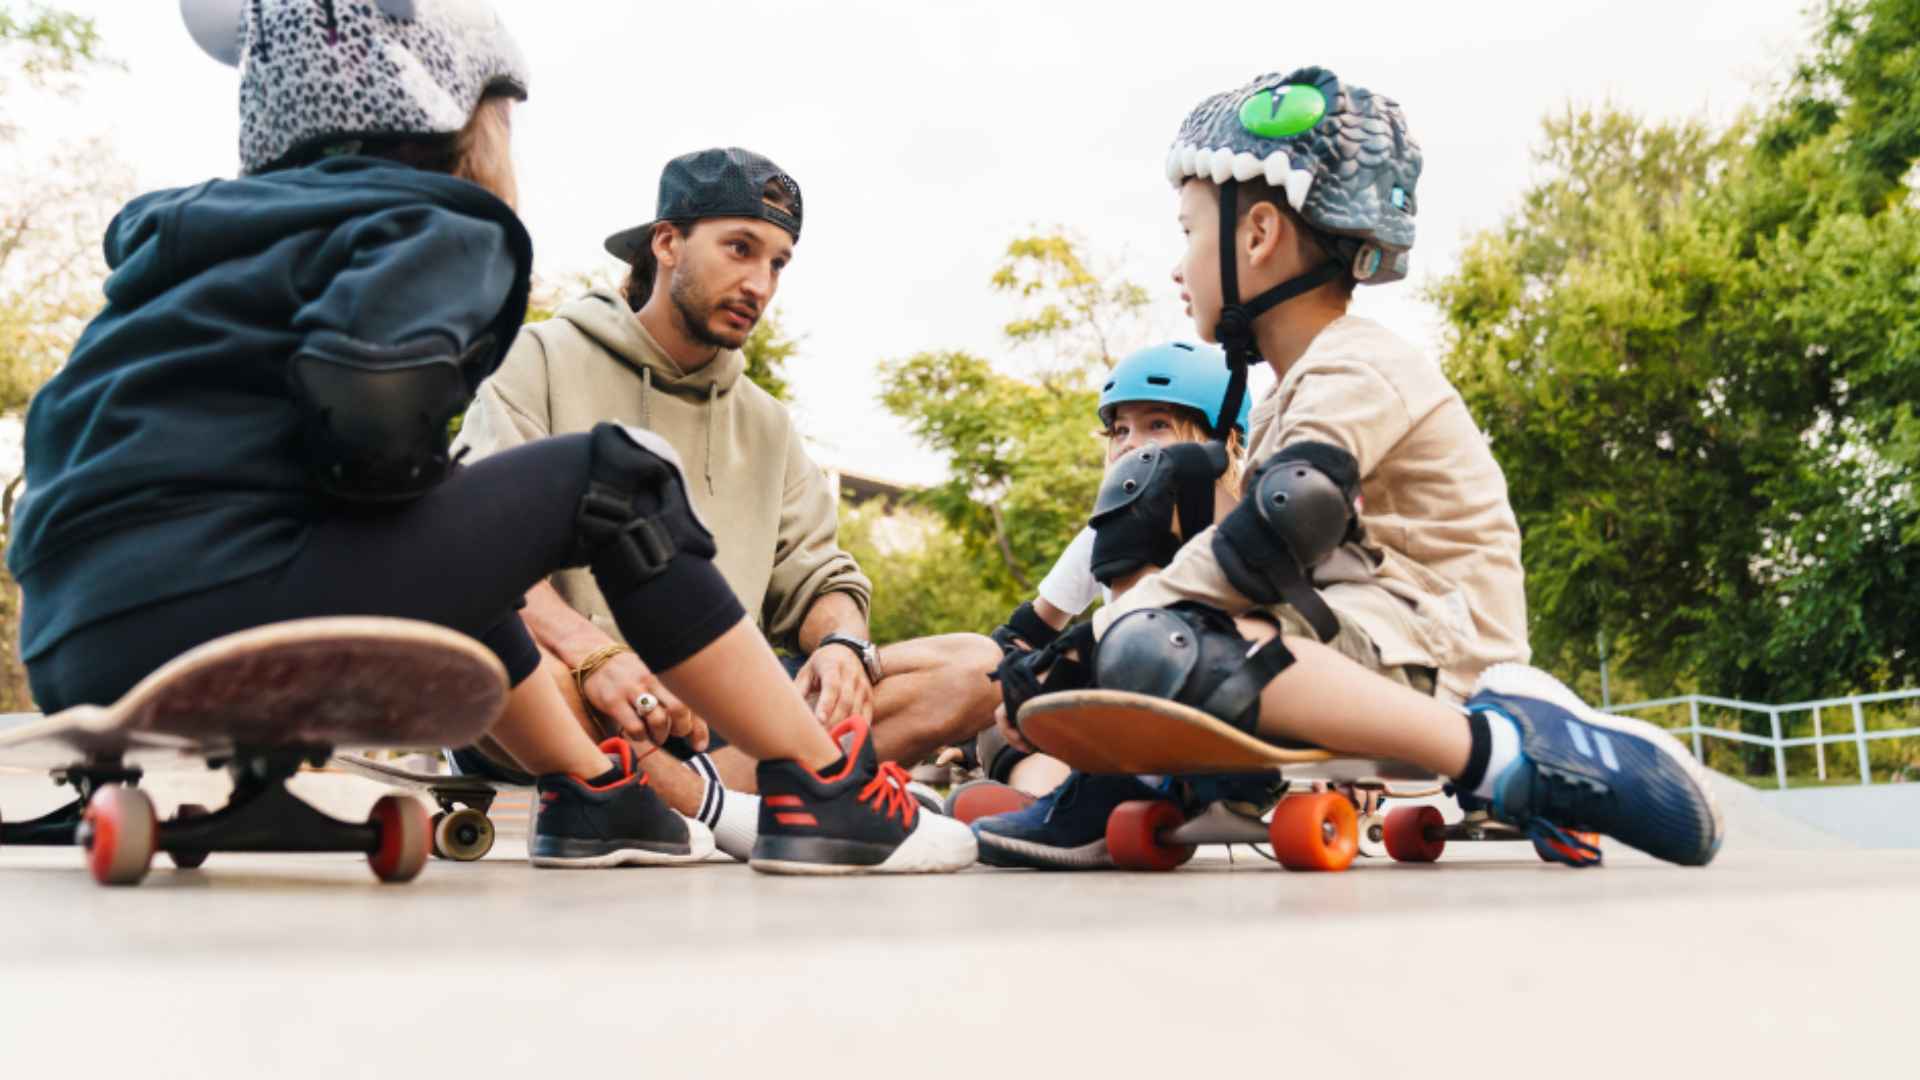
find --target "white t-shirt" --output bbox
[1035,526,1109,617]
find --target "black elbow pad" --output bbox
[1088,440,1228,585]
[1210,442,1361,639]
[287,331,486,502]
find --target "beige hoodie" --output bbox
[455,287,871,652]
[1094,315,1528,701]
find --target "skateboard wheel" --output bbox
[1357,812,1387,859]
[1533,829,1603,867]
[84,786,156,886]
[1106,799,1195,871]
[433,808,495,862]
[166,803,211,870]
[944,780,1036,826]
[1384,805,1446,863]
[429,811,447,859]
[1268,791,1358,872]
[368,795,430,883]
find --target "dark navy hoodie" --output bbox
[8,157,533,662]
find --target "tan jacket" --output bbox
[1095,315,1528,701]
[455,288,870,651]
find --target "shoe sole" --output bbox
[530,818,716,868]
[751,817,977,876]
[973,829,1110,870]
[1479,663,1725,860]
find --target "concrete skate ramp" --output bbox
[1707,769,1855,850]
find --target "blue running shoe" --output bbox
[1469,664,1725,867]
[971,771,1160,869]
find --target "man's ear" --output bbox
[650,223,679,272]
[1242,200,1288,274]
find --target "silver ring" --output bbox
[633,692,660,715]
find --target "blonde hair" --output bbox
[354,92,518,209]
[1102,405,1248,494]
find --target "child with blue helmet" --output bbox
[969,68,1724,869]
[952,341,1251,819]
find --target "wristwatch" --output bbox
[818,633,884,683]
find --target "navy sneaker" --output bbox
[971,771,1160,869]
[530,739,715,868]
[751,717,977,875]
[1469,664,1724,867]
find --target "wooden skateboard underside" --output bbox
[1018,689,1433,783]
[0,618,507,769]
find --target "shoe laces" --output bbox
[860,761,918,828]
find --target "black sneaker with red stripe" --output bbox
[530,739,715,868]
[751,717,977,875]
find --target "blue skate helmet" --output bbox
[1099,342,1252,438]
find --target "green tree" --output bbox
[861,230,1150,630]
[1428,0,1920,736]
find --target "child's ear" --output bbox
[180,0,245,67]
[1243,201,1286,269]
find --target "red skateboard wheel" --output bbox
[368,795,430,883]
[1383,804,1446,863]
[1107,799,1195,871]
[84,786,157,886]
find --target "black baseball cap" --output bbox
[603,147,803,265]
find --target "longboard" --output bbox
[1017,689,1599,872]
[0,617,508,885]
[334,753,518,861]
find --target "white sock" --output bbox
[1470,708,1522,802]
[688,753,758,861]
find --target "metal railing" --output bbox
[1605,689,1920,790]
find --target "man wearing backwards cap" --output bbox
[457,148,1003,858]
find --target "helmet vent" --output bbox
[1146,376,1172,386]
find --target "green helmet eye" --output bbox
[1238,84,1326,140]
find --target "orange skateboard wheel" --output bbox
[1267,791,1358,872]
[1107,799,1196,872]
[1383,805,1446,863]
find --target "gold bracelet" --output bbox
[570,642,632,710]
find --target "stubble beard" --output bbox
[669,268,753,351]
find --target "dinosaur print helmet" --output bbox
[1166,66,1421,284]
[1164,67,1422,437]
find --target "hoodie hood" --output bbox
[101,156,527,312]
[551,288,745,399]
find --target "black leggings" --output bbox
[27,433,746,711]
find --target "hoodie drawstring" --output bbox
[705,383,718,495]
[640,366,653,429]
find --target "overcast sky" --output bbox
[14,0,1814,483]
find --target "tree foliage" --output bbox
[862,231,1150,627]
[1428,0,1920,709]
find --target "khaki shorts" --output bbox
[1263,604,1437,697]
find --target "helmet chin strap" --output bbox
[1210,177,1344,438]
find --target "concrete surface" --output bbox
[1758,780,1920,848]
[1,766,1913,1078]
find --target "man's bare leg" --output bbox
[1236,618,1471,775]
[867,632,1004,765]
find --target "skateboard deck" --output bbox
[1015,689,1599,871]
[0,617,509,885]
[334,753,518,861]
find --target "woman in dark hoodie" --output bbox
[6,0,973,876]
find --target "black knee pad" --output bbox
[1094,604,1296,734]
[574,424,717,596]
